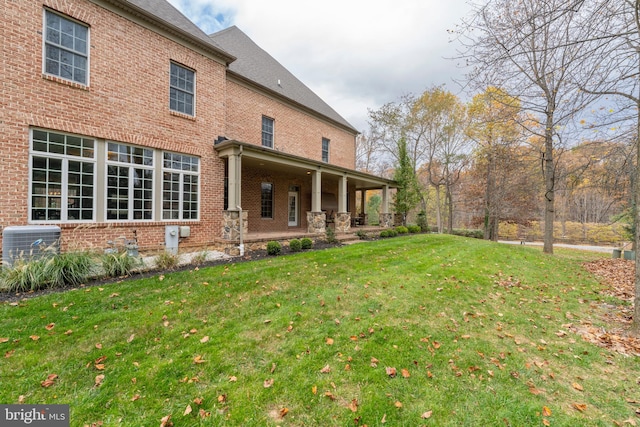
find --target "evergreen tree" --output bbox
[393,137,422,225]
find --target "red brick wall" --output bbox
[2,0,227,252]
[226,81,357,169]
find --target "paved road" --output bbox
[499,240,618,254]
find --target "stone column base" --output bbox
[222,210,248,241]
[379,213,393,228]
[335,212,351,233]
[307,211,326,234]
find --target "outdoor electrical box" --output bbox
[179,226,191,238]
[165,226,179,255]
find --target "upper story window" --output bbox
[322,138,330,163]
[44,10,89,85]
[262,116,274,148]
[30,129,96,222]
[170,62,195,116]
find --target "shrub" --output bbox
[266,241,282,256]
[416,211,428,232]
[451,229,483,239]
[395,226,409,234]
[407,225,421,234]
[355,230,368,240]
[191,251,209,265]
[102,250,137,278]
[155,251,179,270]
[289,239,302,252]
[301,238,313,249]
[46,251,94,288]
[0,258,49,292]
[325,226,338,244]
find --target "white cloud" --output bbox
[168,0,472,131]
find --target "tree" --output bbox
[467,87,523,240]
[457,0,596,253]
[393,137,422,225]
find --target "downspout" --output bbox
[237,145,244,256]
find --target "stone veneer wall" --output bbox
[307,211,326,234]
[222,210,249,241]
[379,213,393,228]
[335,212,351,233]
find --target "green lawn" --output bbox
[0,234,636,426]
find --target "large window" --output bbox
[262,116,274,148]
[169,62,195,116]
[44,10,88,85]
[322,138,330,163]
[261,183,274,218]
[163,153,199,220]
[106,143,154,221]
[30,129,95,222]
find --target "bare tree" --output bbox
[457,0,597,253]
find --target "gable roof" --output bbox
[112,0,235,64]
[210,26,357,133]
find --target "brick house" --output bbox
[1,0,394,255]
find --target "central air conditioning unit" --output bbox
[2,225,61,267]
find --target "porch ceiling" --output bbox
[214,140,395,190]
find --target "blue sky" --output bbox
[167,0,472,132]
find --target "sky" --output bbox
[167,0,473,132]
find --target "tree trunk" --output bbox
[446,183,454,234]
[435,185,443,233]
[484,153,494,240]
[632,95,640,335]
[543,112,555,254]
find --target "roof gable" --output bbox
[210,26,356,133]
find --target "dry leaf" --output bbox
[131,394,140,402]
[326,337,334,345]
[263,378,274,388]
[279,407,289,418]
[348,399,358,412]
[217,394,227,403]
[183,405,192,416]
[0,338,9,343]
[573,403,587,412]
[198,409,211,419]
[386,367,397,378]
[41,373,58,388]
[543,419,551,426]
[371,357,379,368]
[401,368,410,378]
[94,364,105,371]
[193,355,206,364]
[95,374,105,387]
[200,336,209,343]
[64,330,73,335]
[193,397,203,405]
[320,364,331,374]
[30,335,40,341]
[572,382,584,391]
[324,391,336,401]
[394,401,403,408]
[160,414,172,427]
[542,406,552,417]
[312,385,317,395]
[229,376,237,382]
[421,410,433,419]
[95,343,102,349]
[127,334,135,343]
[45,323,55,330]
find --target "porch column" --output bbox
[335,175,351,232]
[227,148,242,209]
[360,190,366,215]
[311,169,322,211]
[307,169,324,233]
[380,184,393,228]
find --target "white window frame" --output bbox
[105,142,155,222]
[262,116,274,148]
[162,152,200,220]
[169,62,195,116]
[322,138,330,163]
[29,129,96,223]
[43,9,89,85]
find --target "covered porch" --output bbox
[214,140,395,242]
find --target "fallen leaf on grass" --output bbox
[320,364,331,374]
[127,334,135,343]
[421,410,433,419]
[95,374,105,387]
[401,368,410,378]
[193,397,203,405]
[45,323,55,330]
[572,382,584,391]
[229,376,237,382]
[394,401,403,408]
[193,355,206,364]
[542,406,552,417]
[279,408,289,418]
[386,367,397,378]
[160,414,172,427]
[95,343,102,349]
[324,391,336,401]
[64,330,73,336]
[41,373,58,388]
[326,337,334,345]
[312,385,317,395]
[573,403,587,412]
[131,394,140,402]
[183,405,192,416]
[347,399,358,412]
[217,394,227,403]
[200,336,209,343]
[543,419,551,426]
[30,335,40,341]
[263,378,274,388]
[0,338,9,343]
